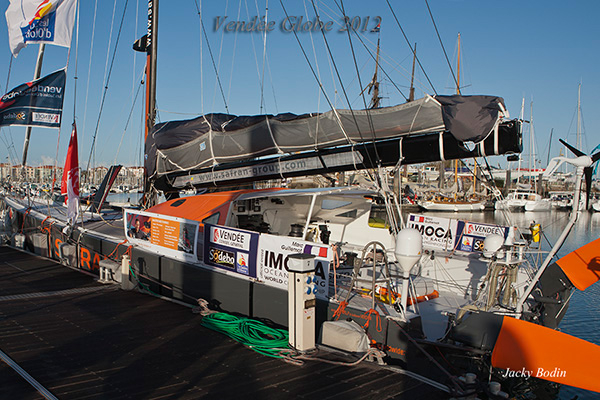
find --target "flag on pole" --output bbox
[0,68,66,128]
[371,21,381,33]
[61,122,79,225]
[5,0,77,57]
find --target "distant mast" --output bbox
[409,43,417,102]
[576,83,581,150]
[361,38,382,109]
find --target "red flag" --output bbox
[61,122,79,223]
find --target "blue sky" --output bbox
[0,0,598,169]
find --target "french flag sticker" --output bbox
[304,245,328,258]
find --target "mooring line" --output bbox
[0,348,59,400]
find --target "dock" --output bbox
[0,246,448,399]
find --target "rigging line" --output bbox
[259,1,269,113]
[193,0,230,114]
[336,0,380,164]
[81,0,99,153]
[199,0,204,115]
[253,3,279,115]
[385,0,437,95]
[226,1,242,107]
[305,0,377,179]
[85,0,130,175]
[276,1,345,131]
[424,0,458,93]
[213,1,227,114]
[303,0,323,146]
[52,0,80,191]
[316,2,409,101]
[93,0,118,170]
[244,0,264,113]
[277,0,362,170]
[132,0,139,105]
[2,55,18,165]
[349,33,409,102]
[114,70,145,166]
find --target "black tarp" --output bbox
[144,95,507,184]
[435,95,505,142]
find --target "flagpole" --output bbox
[21,43,46,170]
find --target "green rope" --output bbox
[129,264,159,297]
[200,312,291,358]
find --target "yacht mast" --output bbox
[454,33,460,199]
[576,83,581,150]
[141,0,159,206]
[516,98,524,186]
[21,44,46,169]
[409,43,417,102]
[145,0,158,141]
[530,101,536,192]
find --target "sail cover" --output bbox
[145,95,505,179]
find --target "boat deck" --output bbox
[0,246,448,399]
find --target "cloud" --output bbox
[40,155,56,166]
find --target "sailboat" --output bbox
[417,34,486,212]
[496,101,551,211]
[3,1,600,397]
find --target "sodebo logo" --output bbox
[208,247,235,269]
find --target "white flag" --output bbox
[5,0,77,57]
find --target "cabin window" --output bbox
[368,204,394,229]
[202,213,220,225]
[336,209,357,218]
[170,199,187,207]
[321,199,352,210]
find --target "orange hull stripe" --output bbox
[556,237,600,291]
[491,316,600,393]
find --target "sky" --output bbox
[0,0,598,170]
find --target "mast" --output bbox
[142,0,158,206]
[408,43,417,102]
[576,83,581,150]
[361,38,382,109]
[21,44,46,169]
[516,98,525,186]
[529,101,537,192]
[547,128,553,166]
[453,33,460,199]
[145,0,158,141]
[456,33,461,95]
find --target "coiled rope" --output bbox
[193,299,291,359]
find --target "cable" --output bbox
[424,0,458,93]
[385,0,437,95]
[192,0,229,114]
[85,0,130,178]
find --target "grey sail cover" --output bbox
[435,95,505,142]
[145,95,505,179]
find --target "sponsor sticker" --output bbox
[460,236,473,252]
[210,226,251,251]
[236,252,249,275]
[207,246,236,270]
[407,214,457,251]
[32,112,60,124]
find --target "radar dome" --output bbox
[394,228,423,273]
